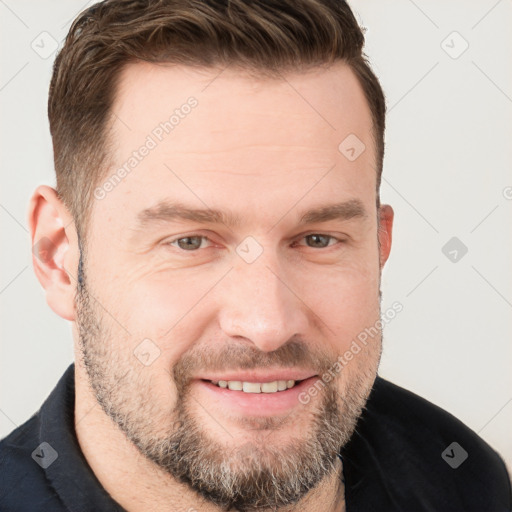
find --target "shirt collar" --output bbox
[38,363,126,511]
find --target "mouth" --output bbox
[193,373,320,417]
[205,379,303,393]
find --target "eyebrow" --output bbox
[298,199,367,225]
[135,198,367,230]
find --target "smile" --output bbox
[208,379,301,393]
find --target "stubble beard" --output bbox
[75,254,381,511]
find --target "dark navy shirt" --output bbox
[1,363,510,511]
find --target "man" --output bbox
[0,0,510,510]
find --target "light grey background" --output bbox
[1,0,511,472]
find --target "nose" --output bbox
[217,253,309,353]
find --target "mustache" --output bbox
[172,339,335,391]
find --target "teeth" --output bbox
[261,381,278,393]
[243,382,261,393]
[212,379,297,393]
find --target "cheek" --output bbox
[97,233,381,363]
[295,261,381,349]
[116,267,223,350]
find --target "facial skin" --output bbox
[29,61,393,512]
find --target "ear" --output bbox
[378,204,393,269]
[28,185,79,321]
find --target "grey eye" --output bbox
[304,234,333,248]
[175,236,204,250]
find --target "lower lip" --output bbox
[194,377,319,416]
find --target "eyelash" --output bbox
[165,234,344,252]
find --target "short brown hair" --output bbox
[49,0,386,239]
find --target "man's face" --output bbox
[76,61,392,510]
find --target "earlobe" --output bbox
[28,185,79,321]
[378,204,394,268]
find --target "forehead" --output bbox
[111,60,373,150]
[93,61,376,231]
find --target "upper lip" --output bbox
[196,370,318,383]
